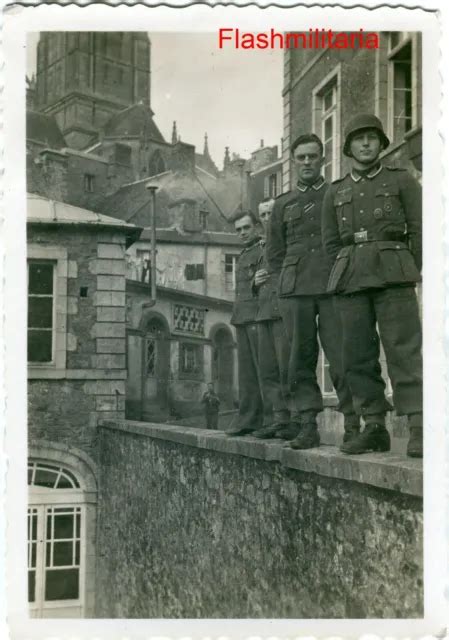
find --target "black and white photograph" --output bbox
[1,2,446,637]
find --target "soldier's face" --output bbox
[349,129,382,164]
[258,202,274,232]
[234,214,258,245]
[293,142,324,185]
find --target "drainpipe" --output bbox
[143,184,158,308]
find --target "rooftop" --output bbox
[27,110,66,149]
[103,102,165,142]
[27,193,143,247]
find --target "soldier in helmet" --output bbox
[321,113,422,457]
[266,133,358,449]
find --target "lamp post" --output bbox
[144,184,158,306]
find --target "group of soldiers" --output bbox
[227,113,423,458]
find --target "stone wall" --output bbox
[28,225,129,460]
[96,421,423,619]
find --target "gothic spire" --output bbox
[224,146,230,168]
[203,133,210,157]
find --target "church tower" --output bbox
[34,32,151,149]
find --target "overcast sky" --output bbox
[27,32,283,167]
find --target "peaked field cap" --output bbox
[343,113,390,156]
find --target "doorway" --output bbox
[28,461,86,618]
[141,314,170,420]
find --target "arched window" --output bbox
[28,459,91,618]
[28,462,80,489]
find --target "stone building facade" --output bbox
[27,193,141,618]
[247,141,283,213]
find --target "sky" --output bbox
[26,32,284,167]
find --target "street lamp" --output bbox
[144,183,158,307]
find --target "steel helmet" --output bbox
[343,113,390,157]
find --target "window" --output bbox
[179,342,203,376]
[28,462,80,489]
[388,34,413,141]
[28,261,54,363]
[321,84,338,181]
[84,174,95,192]
[224,254,238,291]
[185,264,205,281]
[28,244,68,376]
[135,249,152,284]
[199,210,208,230]
[145,337,156,376]
[264,172,281,198]
[312,68,341,181]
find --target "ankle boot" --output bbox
[290,422,320,450]
[407,426,423,458]
[340,423,390,455]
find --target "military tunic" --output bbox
[321,164,422,421]
[267,177,356,422]
[230,237,272,431]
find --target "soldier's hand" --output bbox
[254,269,269,286]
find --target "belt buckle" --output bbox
[354,230,368,243]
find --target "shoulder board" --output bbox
[384,166,406,172]
[331,173,349,185]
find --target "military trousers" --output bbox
[234,323,272,431]
[336,285,422,421]
[257,319,291,425]
[279,295,356,421]
[205,410,219,430]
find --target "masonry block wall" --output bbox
[28,225,128,460]
[96,422,423,619]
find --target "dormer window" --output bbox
[84,174,95,193]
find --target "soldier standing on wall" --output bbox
[201,382,220,430]
[227,210,272,436]
[251,198,298,440]
[321,114,423,458]
[267,134,358,449]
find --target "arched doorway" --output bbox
[27,458,94,618]
[141,313,171,420]
[211,325,234,408]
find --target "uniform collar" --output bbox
[350,162,383,182]
[241,236,261,252]
[296,176,325,192]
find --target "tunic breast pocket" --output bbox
[283,202,303,239]
[374,184,402,220]
[334,191,353,232]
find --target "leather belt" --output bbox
[352,231,407,244]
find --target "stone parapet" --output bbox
[99,420,422,497]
